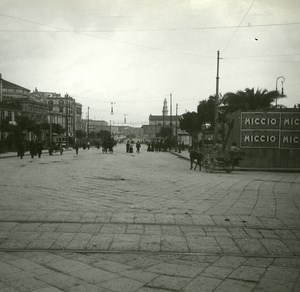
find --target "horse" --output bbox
[189,149,204,171]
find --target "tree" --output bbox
[221,87,283,113]
[179,111,201,135]
[197,95,216,129]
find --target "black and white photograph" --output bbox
[0,0,299,291]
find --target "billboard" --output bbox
[240,112,299,149]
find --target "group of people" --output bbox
[17,140,48,159]
[126,140,141,153]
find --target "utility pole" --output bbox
[214,50,220,142]
[175,103,178,152]
[170,93,173,148]
[65,94,69,148]
[87,106,90,140]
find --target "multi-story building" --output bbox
[0,75,48,144]
[36,89,82,139]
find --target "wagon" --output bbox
[202,148,244,173]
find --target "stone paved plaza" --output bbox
[0,145,299,291]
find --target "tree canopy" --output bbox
[221,87,283,113]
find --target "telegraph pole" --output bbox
[65,94,69,148]
[87,106,90,139]
[175,103,178,152]
[214,50,220,142]
[170,93,173,147]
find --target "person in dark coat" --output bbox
[29,141,37,158]
[126,141,130,153]
[17,141,25,159]
[75,142,79,155]
[136,141,141,153]
[37,141,43,158]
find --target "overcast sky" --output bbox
[0,0,299,126]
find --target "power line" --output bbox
[222,0,256,53]
[0,22,299,33]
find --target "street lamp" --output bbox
[275,76,285,107]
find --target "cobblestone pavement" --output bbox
[0,145,299,291]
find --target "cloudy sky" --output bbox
[0,0,299,126]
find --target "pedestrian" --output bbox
[37,140,43,158]
[126,141,130,153]
[87,141,90,150]
[29,140,37,158]
[17,140,25,159]
[59,143,63,155]
[136,141,141,153]
[75,141,79,155]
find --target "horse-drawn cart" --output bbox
[202,148,243,173]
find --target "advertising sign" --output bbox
[240,112,300,149]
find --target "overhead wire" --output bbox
[222,0,256,53]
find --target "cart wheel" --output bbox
[204,155,215,173]
[224,161,234,173]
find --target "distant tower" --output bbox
[162,98,168,116]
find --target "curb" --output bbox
[169,151,300,173]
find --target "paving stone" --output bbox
[0,272,51,292]
[255,278,295,292]
[139,235,161,252]
[93,259,134,273]
[110,234,140,251]
[125,224,144,234]
[120,269,158,283]
[147,274,190,291]
[144,225,161,235]
[80,212,98,222]
[191,215,215,226]
[35,271,83,290]
[212,256,247,268]
[215,237,241,254]
[273,257,300,268]
[214,278,256,292]
[203,226,232,237]
[180,225,206,236]
[50,233,75,249]
[186,236,221,253]
[145,262,203,278]
[282,239,300,255]
[236,238,268,255]
[0,222,18,232]
[86,234,113,250]
[155,214,175,224]
[260,238,292,255]
[101,224,126,234]
[182,275,222,292]
[274,229,298,240]
[53,223,81,233]
[101,277,144,292]
[0,281,19,292]
[66,233,92,250]
[111,212,135,223]
[244,257,274,267]
[161,235,188,252]
[71,267,119,284]
[229,265,265,282]
[201,265,233,279]
[174,214,193,225]
[134,214,156,224]
[68,283,111,292]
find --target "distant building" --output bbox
[35,89,82,138]
[142,98,181,141]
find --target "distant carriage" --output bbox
[189,143,244,173]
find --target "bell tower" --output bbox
[162,98,168,116]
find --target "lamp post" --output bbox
[275,76,285,107]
